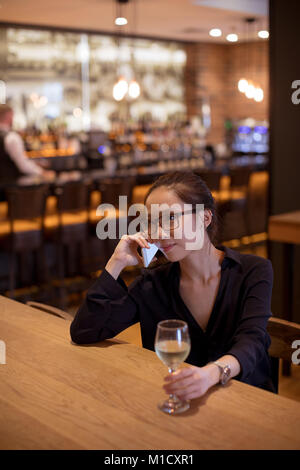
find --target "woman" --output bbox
[70,171,275,398]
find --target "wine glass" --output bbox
[155,319,191,414]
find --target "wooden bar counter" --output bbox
[0,296,299,450]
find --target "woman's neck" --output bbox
[179,241,224,284]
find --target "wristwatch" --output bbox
[211,361,231,385]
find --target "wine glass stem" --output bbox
[168,367,180,403]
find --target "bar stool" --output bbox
[4,184,49,298]
[219,166,253,241]
[51,179,91,307]
[85,177,110,274]
[96,176,136,258]
[230,165,253,191]
[98,175,136,207]
[195,169,222,192]
[246,171,269,236]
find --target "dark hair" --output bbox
[144,171,219,245]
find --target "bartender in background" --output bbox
[0,104,54,184]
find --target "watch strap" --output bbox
[211,361,231,385]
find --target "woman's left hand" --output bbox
[163,364,219,401]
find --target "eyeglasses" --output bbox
[141,209,197,235]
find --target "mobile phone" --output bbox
[142,242,159,268]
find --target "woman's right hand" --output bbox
[105,232,152,279]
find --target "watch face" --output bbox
[221,366,231,384]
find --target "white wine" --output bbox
[155,320,191,414]
[155,340,190,369]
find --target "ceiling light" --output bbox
[226,33,238,42]
[115,17,128,26]
[128,80,140,99]
[0,80,6,104]
[258,30,269,39]
[245,82,255,99]
[238,78,248,93]
[113,77,128,101]
[30,93,39,102]
[39,96,48,106]
[73,107,82,118]
[209,28,222,37]
[76,37,90,63]
[254,87,264,102]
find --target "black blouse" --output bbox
[70,245,276,393]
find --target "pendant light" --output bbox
[113,0,128,101]
[115,0,129,27]
[253,19,265,103]
[237,18,265,102]
[112,0,141,101]
[237,18,252,95]
[128,0,141,100]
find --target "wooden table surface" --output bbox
[0,295,299,450]
[268,210,300,244]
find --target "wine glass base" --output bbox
[158,398,190,415]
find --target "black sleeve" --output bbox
[70,269,142,344]
[225,259,274,381]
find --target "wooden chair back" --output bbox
[26,301,73,321]
[267,316,300,361]
[267,316,300,393]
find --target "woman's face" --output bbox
[145,186,212,262]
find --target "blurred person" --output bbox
[0,104,55,184]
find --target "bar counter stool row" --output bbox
[0,176,136,306]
